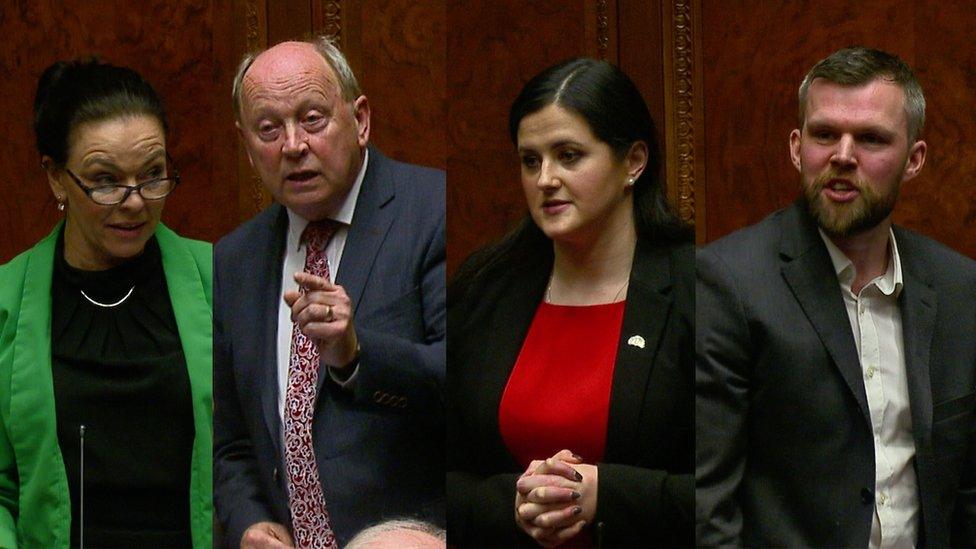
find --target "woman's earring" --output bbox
[57,196,65,211]
[626,177,635,187]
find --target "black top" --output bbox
[51,230,194,547]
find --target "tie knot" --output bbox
[301,219,340,252]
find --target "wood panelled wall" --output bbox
[447,1,976,272]
[700,0,976,257]
[0,0,445,263]
[446,1,696,275]
[4,2,974,264]
[0,0,222,263]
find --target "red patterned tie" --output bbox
[285,220,340,548]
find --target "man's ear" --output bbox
[353,95,371,147]
[789,129,803,172]
[902,139,926,182]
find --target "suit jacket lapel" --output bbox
[259,205,289,448]
[895,232,935,450]
[605,241,673,462]
[779,204,871,423]
[320,148,395,397]
[479,260,550,469]
[334,147,395,311]
[7,225,72,543]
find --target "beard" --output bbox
[801,171,899,238]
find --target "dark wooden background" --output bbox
[446,0,976,275]
[3,1,975,268]
[446,1,679,276]
[0,0,445,263]
[699,0,976,254]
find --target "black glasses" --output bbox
[65,161,181,206]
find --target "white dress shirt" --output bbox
[276,150,369,426]
[820,228,918,549]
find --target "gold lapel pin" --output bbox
[627,335,645,349]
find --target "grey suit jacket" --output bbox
[213,147,445,546]
[696,202,976,547]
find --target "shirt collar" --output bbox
[818,227,903,297]
[286,148,369,250]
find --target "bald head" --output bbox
[345,520,446,549]
[232,37,362,121]
[240,42,339,117]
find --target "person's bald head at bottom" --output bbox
[344,519,445,549]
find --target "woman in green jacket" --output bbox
[0,59,212,547]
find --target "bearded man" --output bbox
[696,47,976,547]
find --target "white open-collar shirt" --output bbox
[820,228,918,549]
[276,149,369,425]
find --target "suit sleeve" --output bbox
[446,470,533,546]
[0,411,17,547]
[350,209,445,412]
[695,247,753,546]
[951,399,976,544]
[211,252,276,547]
[596,464,694,544]
[0,295,18,545]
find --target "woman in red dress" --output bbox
[447,58,694,547]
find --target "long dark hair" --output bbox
[451,58,689,300]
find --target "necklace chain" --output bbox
[79,286,136,308]
[545,276,629,304]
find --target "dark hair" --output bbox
[34,58,168,167]
[451,58,689,298]
[799,47,924,141]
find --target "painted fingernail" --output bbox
[575,471,583,481]
[572,490,581,499]
[573,506,582,515]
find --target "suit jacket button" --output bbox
[860,487,873,504]
[273,467,279,482]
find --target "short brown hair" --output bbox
[798,47,925,142]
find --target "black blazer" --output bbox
[696,202,976,547]
[213,147,446,546]
[447,237,695,547]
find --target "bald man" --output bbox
[213,38,445,548]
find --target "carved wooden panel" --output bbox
[0,0,225,263]
[662,0,703,240]
[700,1,976,258]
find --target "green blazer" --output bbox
[0,222,213,548]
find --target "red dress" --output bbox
[499,300,626,467]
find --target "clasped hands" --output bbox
[283,272,359,369]
[515,449,598,547]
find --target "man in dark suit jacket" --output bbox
[696,47,976,547]
[213,38,444,547]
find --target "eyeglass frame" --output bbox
[63,154,181,206]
